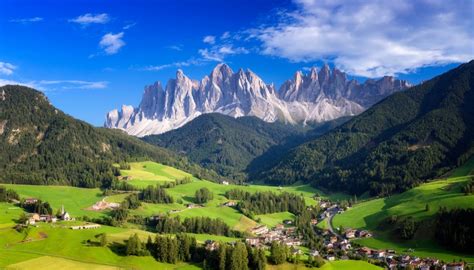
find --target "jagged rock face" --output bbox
[105,64,410,137]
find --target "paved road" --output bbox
[326,212,343,238]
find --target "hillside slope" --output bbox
[142,113,303,181]
[260,61,474,195]
[332,159,474,262]
[143,113,349,181]
[0,85,218,187]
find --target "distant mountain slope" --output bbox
[260,61,474,195]
[0,85,218,187]
[142,113,304,181]
[105,63,409,136]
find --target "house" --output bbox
[24,198,38,204]
[28,213,40,221]
[330,236,338,243]
[275,224,285,230]
[70,223,101,230]
[358,247,372,256]
[309,250,319,257]
[345,229,356,239]
[375,250,385,258]
[223,201,237,207]
[245,238,260,246]
[446,262,464,270]
[205,240,219,251]
[39,215,53,222]
[251,225,269,235]
[186,203,202,209]
[221,181,229,185]
[59,205,72,221]
[283,219,293,225]
[310,219,318,225]
[326,255,335,261]
[341,243,352,250]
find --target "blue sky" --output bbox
[1,0,473,126]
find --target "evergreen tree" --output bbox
[253,248,267,270]
[100,233,107,247]
[270,241,286,265]
[230,242,248,270]
[126,233,142,256]
[218,243,226,270]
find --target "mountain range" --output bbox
[105,64,410,136]
[260,60,474,196]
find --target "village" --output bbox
[14,196,468,270]
[236,198,468,270]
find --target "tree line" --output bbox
[121,233,267,270]
[139,185,174,203]
[0,186,19,202]
[435,207,474,252]
[224,189,306,216]
[147,216,235,237]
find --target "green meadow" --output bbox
[0,218,200,270]
[332,159,474,263]
[256,212,295,227]
[119,161,193,188]
[3,184,105,218]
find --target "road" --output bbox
[326,211,343,238]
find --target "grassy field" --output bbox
[0,218,201,270]
[119,161,193,188]
[256,212,295,227]
[6,256,121,270]
[3,184,105,218]
[0,160,353,269]
[332,158,474,263]
[109,161,349,232]
[320,260,382,270]
[0,203,25,228]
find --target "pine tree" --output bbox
[100,233,107,247]
[270,241,286,265]
[254,248,267,270]
[218,243,227,270]
[230,242,248,270]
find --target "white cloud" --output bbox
[38,80,108,89]
[0,79,37,89]
[0,62,16,75]
[99,32,125,55]
[0,78,107,91]
[9,17,43,23]
[166,45,183,51]
[251,0,474,77]
[199,45,249,62]
[123,22,136,30]
[143,59,203,71]
[221,32,231,40]
[69,13,109,25]
[203,35,216,44]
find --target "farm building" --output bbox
[70,223,101,230]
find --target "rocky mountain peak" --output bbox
[105,63,410,136]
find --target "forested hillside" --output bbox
[143,113,302,181]
[260,61,474,195]
[143,113,349,182]
[0,85,219,188]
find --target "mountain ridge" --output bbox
[105,64,410,136]
[0,85,220,187]
[259,60,474,196]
